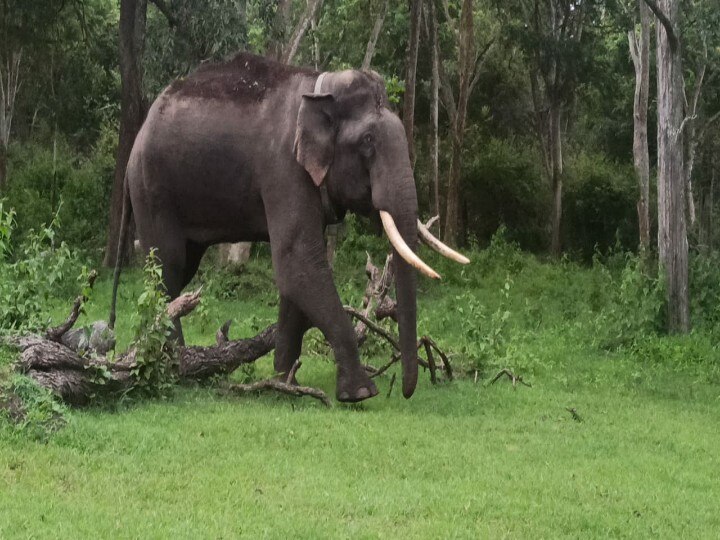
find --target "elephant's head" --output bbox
[294,70,468,398]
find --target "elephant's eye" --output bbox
[363,133,374,145]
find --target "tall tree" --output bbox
[628,0,651,252]
[402,0,422,165]
[103,0,148,267]
[435,0,495,245]
[521,0,593,256]
[0,49,20,193]
[428,0,440,224]
[362,0,389,70]
[644,0,689,332]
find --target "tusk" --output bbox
[417,220,471,264]
[380,211,441,280]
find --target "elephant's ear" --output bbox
[294,93,335,187]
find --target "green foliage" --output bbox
[453,274,513,374]
[594,253,664,350]
[563,152,639,260]
[129,250,177,398]
[0,204,84,333]
[690,249,720,332]
[0,200,15,259]
[6,132,115,253]
[0,373,68,442]
[462,137,549,251]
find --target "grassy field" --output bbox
[1,241,720,538]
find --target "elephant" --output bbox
[109,52,468,402]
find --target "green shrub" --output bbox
[5,128,114,254]
[0,202,86,333]
[462,136,549,251]
[563,152,639,260]
[128,250,177,398]
[690,249,720,332]
[594,253,664,350]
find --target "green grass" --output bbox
[2,244,720,538]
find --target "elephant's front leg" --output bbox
[270,234,378,402]
[274,296,311,382]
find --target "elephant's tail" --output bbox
[108,175,132,330]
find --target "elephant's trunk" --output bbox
[393,211,419,398]
[377,174,428,398]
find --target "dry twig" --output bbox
[490,368,531,388]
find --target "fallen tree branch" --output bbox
[8,252,457,406]
[45,270,97,342]
[226,379,331,407]
[345,306,400,351]
[490,368,531,388]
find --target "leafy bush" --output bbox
[563,152,639,261]
[5,128,114,254]
[128,250,177,398]
[462,136,549,251]
[594,253,664,349]
[0,202,86,333]
[690,249,720,332]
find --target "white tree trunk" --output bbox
[652,0,689,332]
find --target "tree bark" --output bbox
[103,0,148,267]
[0,49,22,193]
[652,0,689,332]
[281,0,325,65]
[628,0,651,252]
[549,103,563,256]
[402,0,422,165]
[269,0,293,59]
[429,0,441,227]
[442,0,474,246]
[362,0,389,70]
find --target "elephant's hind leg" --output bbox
[135,214,190,345]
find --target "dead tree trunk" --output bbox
[6,254,453,406]
[645,0,689,332]
[103,0,147,267]
[628,0,651,252]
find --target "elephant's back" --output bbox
[127,91,270,244]
[163,52,316,106]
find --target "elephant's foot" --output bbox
[336,369,378,403]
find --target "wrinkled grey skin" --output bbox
[112,53,420,402]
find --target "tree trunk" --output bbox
[652,0,689,332]
[429,0,440,226]
[362,0,389,70]
[0,145,6,193]
[0,49,22,194]
[269,0,293,59]
[281,0,325,65]
[402,0,422,165]
[549,103,563,257]
[629,0,651,252]
[442,0,474,246]
[103,0,148,267]
[710,167,715,251]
